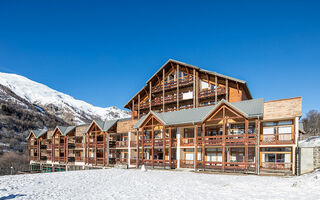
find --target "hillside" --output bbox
[0,72,130,152]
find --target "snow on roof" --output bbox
[299,136,320,147]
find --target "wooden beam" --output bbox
[193,69,196,108]
[132,100,135,120]
[202,123,205,169]
[138,95,140,119]
[136,130,139,168]
[149,82,152,111]
[163,68,165,112]
[107,133,109,166]
[177,64,179,110]
[222,107,226,171]
[245,119,249,170]
[215,76,218,104]
[169,127,172,168]
[194,125,198,169]
[226,79,229,101]
[152,118,154,168]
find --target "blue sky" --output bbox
[0,1,319,116]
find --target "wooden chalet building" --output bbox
[28,59,303,175]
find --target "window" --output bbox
[183,128,194,138]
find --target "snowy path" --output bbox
[0,168,319,200]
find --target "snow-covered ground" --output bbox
[0,169,319,200]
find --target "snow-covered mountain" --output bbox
[0,72,130,125]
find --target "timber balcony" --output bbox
[138,138,177,147]
[152,76,193,94]
[260,133,295,145]
[198,87,226,99]
[177,160,256,171]
[138,159,177,168]
[181,134,257,146]
[193,161,256,171]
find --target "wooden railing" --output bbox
[154,139,164,147]
[261,162,292,170]
[116,158,128,164]
[59,157,65,162]
[152,77,193,93]
[75,157,83,162]
[96,158,104,165]
[225,135,246,145]
[198,136,223,146]
[260,133,295,145]
[180,138,194,146]
[75,143,83,148]
[88,158,95,164]
[116,141,128,148]
[130,141,137,147]
[199,87,226,99]
[224,162,255,170]
[47,156,52,161]
[180,160,194,168]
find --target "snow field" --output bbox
[0,168,319,200]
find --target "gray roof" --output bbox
[82,119,118,134]
[56,126,76,136]
[134,98,264,129]
[27,129,47,139]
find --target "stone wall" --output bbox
[314,147,320,169]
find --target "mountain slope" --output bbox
[0,72,130,125]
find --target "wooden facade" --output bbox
[28,60,302,175]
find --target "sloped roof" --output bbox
[82,119,118,134]
[133,98,264,129]
[56,126,76,136]
[27,129,47,139]
[124,59,252,108]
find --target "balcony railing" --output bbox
[260,133,294,144]
[198,136,223,146]
[75,157,83,162]
[75,143,83,148]
[130,141,137,147]
[152,76,193,93]
[261,162,292,170]
[116,141,128,148]
[180,160,194,168]
[199,87,226,99]
[116,158,128,164]
[180,138,194,146]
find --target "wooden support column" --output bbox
[245,119,249,170]
[64,136,66,163]
[136,130,140,168]
[163,68,165,112]
[152,118,154,168]
[103,132,106,166]
[58,134,60,163]
[222,106,226,171]
[202,123,205,168]
[38,139,40,161]
[107,133,109,166]
[95,131,97,166]
[138,95,140,119]
[142,127,144,165]
[176,64,179,110]
[85,133,87,164]
[149,82,152,112]
[255,119,259,173]
[196,71,199,107]
[193,69,196,108]
[162,127,166,167]
[169,127,172,168]
[226,79,229,101]
[194,125,198,169]
[132,100,135,120]
[215,76,218,104]
[53,135,55,162]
